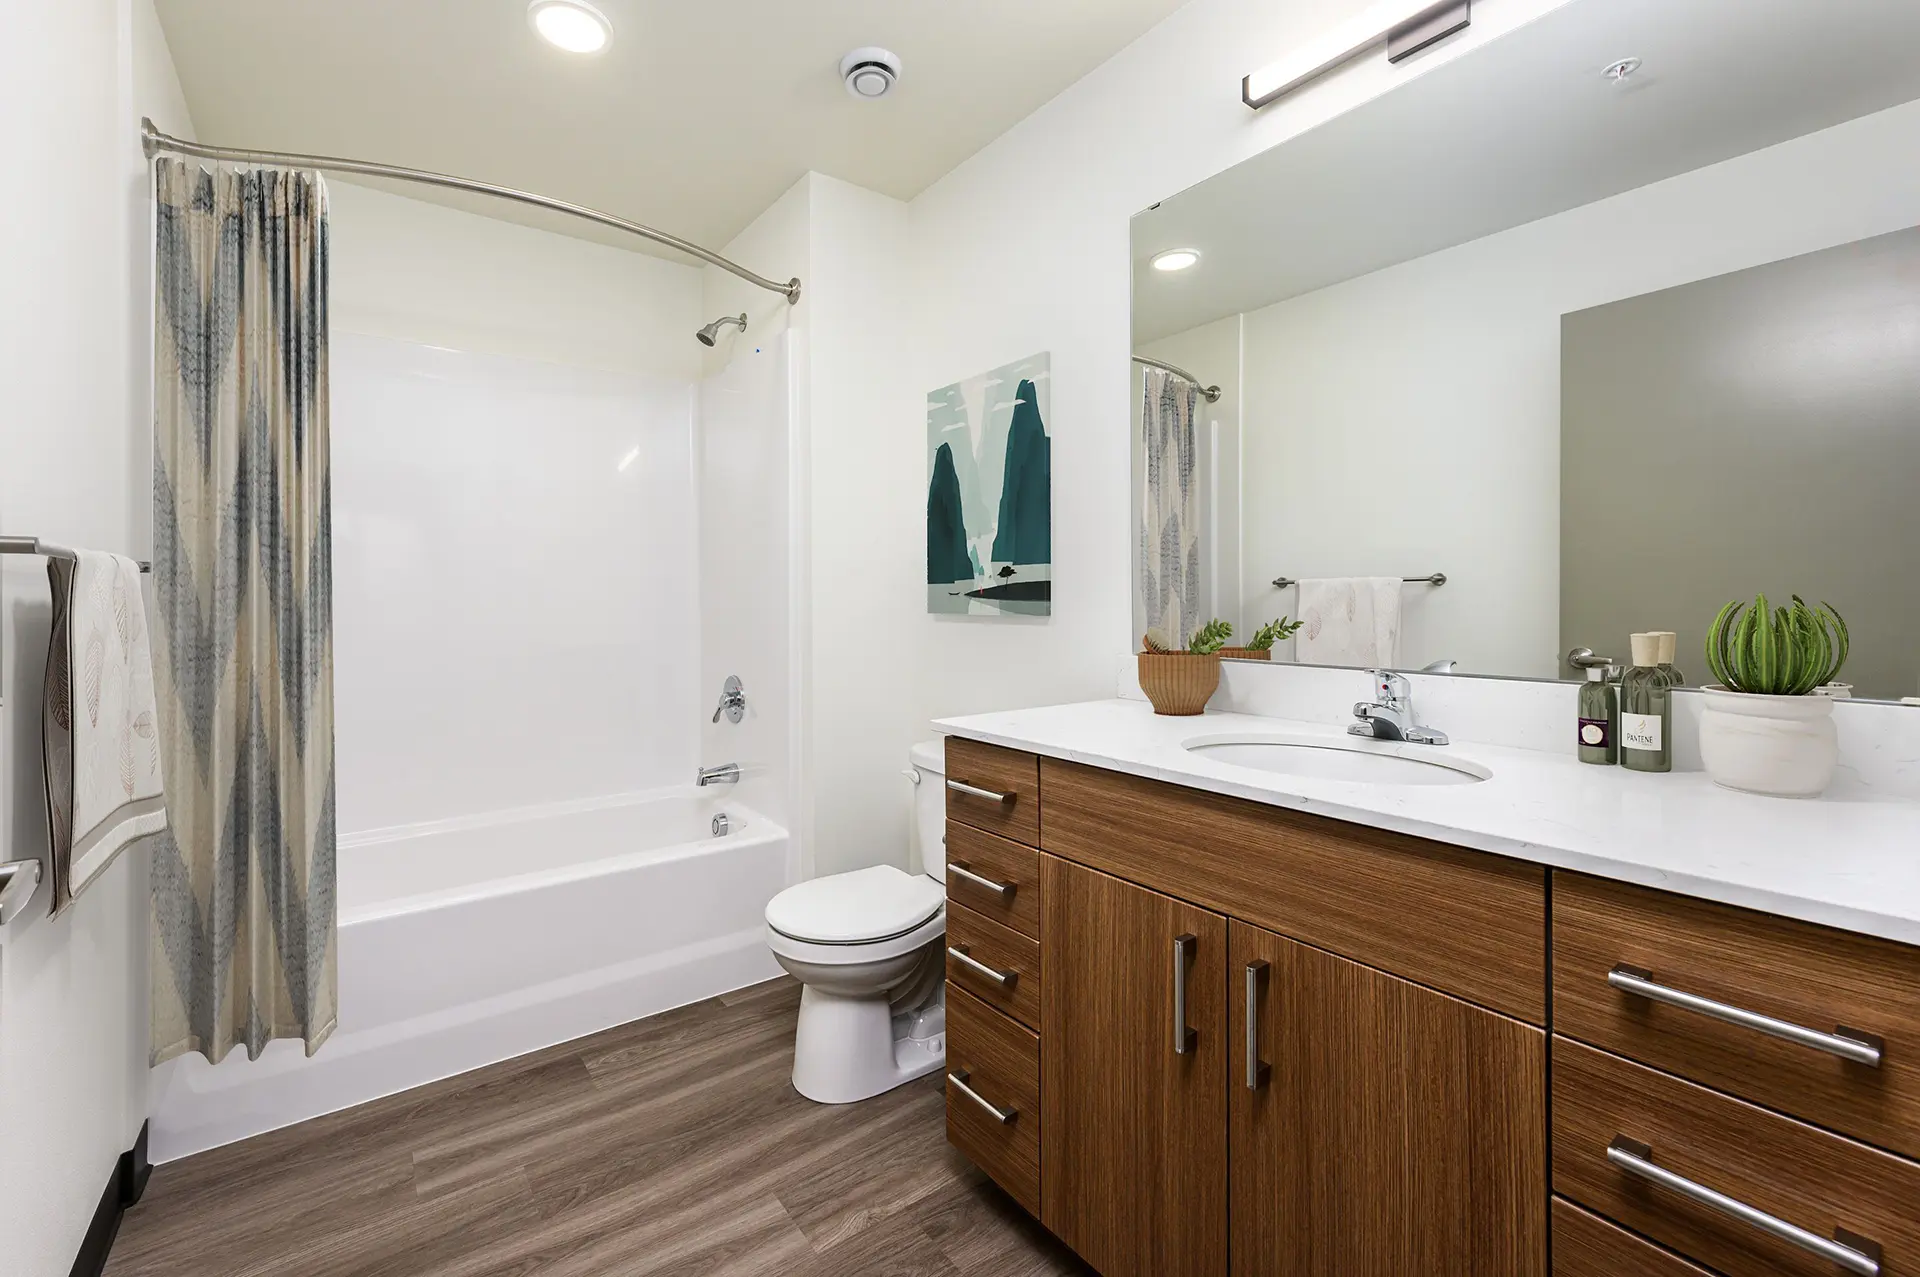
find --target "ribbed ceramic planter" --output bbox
[1697,685,1838,798]
[1216,648,1272,661]
[1138,652,1221,716]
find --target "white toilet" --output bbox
[766,739,950,1103]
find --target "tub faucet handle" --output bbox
[712,675,747,725]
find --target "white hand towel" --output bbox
[42,551,167,913]
[1294,577,1403,668]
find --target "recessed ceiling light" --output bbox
[1603,57,1642,84]
[529,0,612,55]
[1151,249,1201,273]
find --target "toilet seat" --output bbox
[766,864,944,945]
[766,908,946,968]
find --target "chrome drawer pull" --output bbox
[948,944,1016,988]
[947,863,1016,900]
[1245,959,1271,1091]
[1606,1137,1882,1276]
[948,1070,1017,1124]
[1607,965,1884,1067]
[946,779,1013,804]
[1173,933,1197,1055]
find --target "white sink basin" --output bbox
[1183,734,1491,786]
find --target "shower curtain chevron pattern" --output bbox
[150,159,338,1064]
[1139,367,1201,648]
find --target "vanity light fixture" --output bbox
[528,0,613,55]
[1242,0,1470,110]
[1151,249,1201,273]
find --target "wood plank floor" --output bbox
[108,978,1090,1277]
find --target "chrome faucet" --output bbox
[696,762,741,787]
[1350,669,1449,745]
[711,675,747,724]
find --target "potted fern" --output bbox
[1139,619,1232,715]
[1220,616,1304,661]
[1699,595,1849,797]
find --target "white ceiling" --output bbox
[154,0,1192,261]
[1133,0,1920,343]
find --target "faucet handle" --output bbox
[1366,668,1410,706]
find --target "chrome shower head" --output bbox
[696,313,748,347]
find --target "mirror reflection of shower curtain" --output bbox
[1139,368,1200,647]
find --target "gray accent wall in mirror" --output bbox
[1130,0,1920,699]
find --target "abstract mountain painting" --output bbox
[927,353,1052,616]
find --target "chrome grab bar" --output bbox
[947,862,1015,900]
[945,778,1012,804]
[1606,1137,1882,1276]
[948,1070,1017,1124]
[948,944,1016,988]
[1245,960,1271,1090]
[1607,965,1883,1067]
[1173,933,1197,1055]
[0,859,42,926]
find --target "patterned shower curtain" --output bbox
[1139,367,1201,647]
[150,159,337,1065]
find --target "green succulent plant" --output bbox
[1246,616,1304,652]
[1188,618,1233,655]
[1704,595,1848,696]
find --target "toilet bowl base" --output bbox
[791,982,947,1104]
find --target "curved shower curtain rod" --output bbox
[1132,354,1221,403]
[140,119,802,305]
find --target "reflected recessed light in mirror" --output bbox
[529,0,612,54]
[1152,249,1201,272]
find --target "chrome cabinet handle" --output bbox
[945,778,1013,804]
[947,944,1016,988]
[1606,1136,1882,1276]
[948,1070,1017,1124]
[1173,933,1197,1055]
[0,859,42,927]
[947,863,1015,900]
[1608,965,1884,1067]
[1245,959,1271,1090]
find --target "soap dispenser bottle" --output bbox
[1578,664,1618,765]
[1621,633,1673,773]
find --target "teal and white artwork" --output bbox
[927,353,1052,616]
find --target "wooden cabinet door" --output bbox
[1230,921,1547,1276]
[1041,855,1228,1277]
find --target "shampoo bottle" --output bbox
[1621,633,1673,773]
[1578,665,1618,765]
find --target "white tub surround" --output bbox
[935,698,1920,947]
[148,791,786,1163]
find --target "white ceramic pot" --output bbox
[1697,685,1838,798]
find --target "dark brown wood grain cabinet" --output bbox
[1039,854,1229,1277]
[1229,921,1547,1275]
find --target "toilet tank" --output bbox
[908,739,947,879]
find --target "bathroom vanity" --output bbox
[935,704,1920,1277]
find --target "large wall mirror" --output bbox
[1130,0,1920,701]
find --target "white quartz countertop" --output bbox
[934,699,1920,947]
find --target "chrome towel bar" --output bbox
[0,536,150,573]
[1272,572,1444,590]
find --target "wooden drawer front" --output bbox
[946,983,1040,1217]
[1554,872,1920,1159]
[1552,1198,1715,1276]
[943,821,1041,938]
[946,901,1041,1030]
[1553,1036,1920,1277]
[1039,759,1547,1022]
[944,738,1040,846]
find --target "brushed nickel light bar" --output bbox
[140,119,802,305]
[1242,0,1470,110]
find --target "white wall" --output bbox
[900,0,1572,788]
[1230,95,1920,678]
[0,2,189,1272]
[701,174,916,881]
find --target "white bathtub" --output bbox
[149,790,789,1162]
